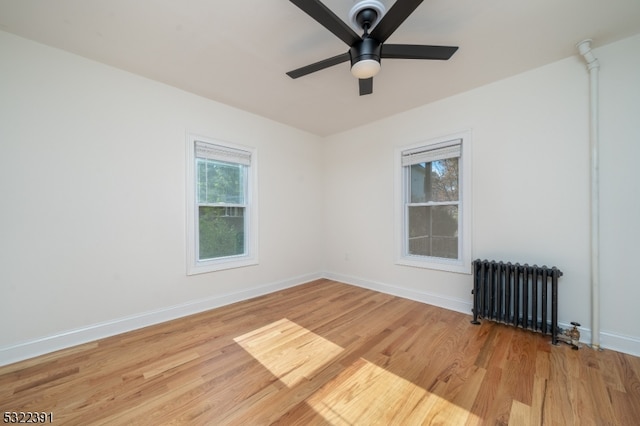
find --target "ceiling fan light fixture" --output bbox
[349,37,382,79]
[351,59,381,79]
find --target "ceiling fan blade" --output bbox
[370,0,423,43]
[381,44,458,60]
[286,52,350,79]
[359,78,373,96]
[289,0,361,46]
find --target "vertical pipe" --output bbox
[577,39,601,350]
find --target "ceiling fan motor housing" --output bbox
[350,37,381,66]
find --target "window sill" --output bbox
[187,256,258,275]
[396,256,471,274]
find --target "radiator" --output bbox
[471,259,563,344]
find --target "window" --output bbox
[395,131,471,273]
[186,134,258,274]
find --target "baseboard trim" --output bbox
[599,331,640,357]
[3,271,639,366]
[0,272,323,367]
[322,272,473,315]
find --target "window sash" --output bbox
[405,203,459,259]
[197,206,246,261]
[196,158,247,205]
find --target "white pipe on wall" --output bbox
[577,39,601,350]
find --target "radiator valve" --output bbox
[558,321,581,350]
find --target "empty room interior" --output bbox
[1,0,639,424]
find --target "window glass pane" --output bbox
[407,205,458,259]
[410,158,459,203]
[196,159,245,204]
[199,206,245,260]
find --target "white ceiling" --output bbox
[1,0,639,136]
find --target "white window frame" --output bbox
[186,133,258,275]
[395,130,472,274]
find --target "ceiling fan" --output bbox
[286,0,459,96]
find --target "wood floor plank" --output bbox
[508,400,530,426]
[1,279,639,425]
[528,376,546,426]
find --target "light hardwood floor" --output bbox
[1,279,639,425]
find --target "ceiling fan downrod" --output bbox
[350,8,382,78]
[356,7,378,36]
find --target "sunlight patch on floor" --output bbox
[235,318,479,425]
[234,318,343,387]
[308,358,480,425]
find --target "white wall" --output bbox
[1,30,638,364]
[322,34,640,355]
[0,31,325,363]
[597,35,640,352]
